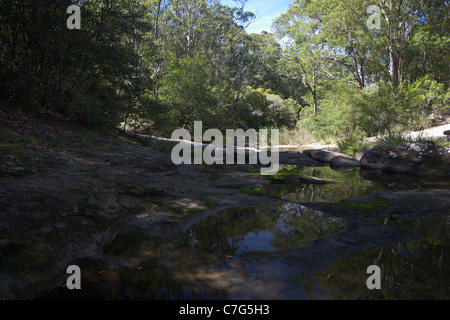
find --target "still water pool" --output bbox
[39,165,450,299]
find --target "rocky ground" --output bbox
[0,110,276,299]
[1,110,449,299]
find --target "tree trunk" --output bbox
[389,45,400,88]
[312,69,318,116]
[313,88,317,116]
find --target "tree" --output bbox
[159,54,215,131]
[273,2,331,116]
[0,0,154,126]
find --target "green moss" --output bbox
[104,234,151,257]
[186,206,207,213]
[342,201,375,211]
[421,167,448,175]
[249,169,305,180]
[19,245,54,270]
[0,242,54,273]
[95,139,121,151]
[171,212,185,220]
[200,197,217,206]
[375,198,392,207]
[47,133,68,148]
[272,170,305,180]
[148,141,180,154]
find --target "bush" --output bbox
[374,130,437,152]
[300,85,361,141]
[356,78,450,137]
[158,55,216,133]
[337,129,366,156]
[279,122,316,146]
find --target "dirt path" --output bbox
[363,122,450,144]
[404,123,450,140]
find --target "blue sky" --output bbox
[242,0,292,34]
[222,0,292,34]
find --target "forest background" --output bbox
[1,0,449,151]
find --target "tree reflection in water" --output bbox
[39,166,450,300]
[312,215,450,300]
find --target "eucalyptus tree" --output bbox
[196,0,256,129]
[273,2,332,116]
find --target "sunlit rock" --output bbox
[360,141,450,176]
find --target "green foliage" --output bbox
[0,0,153,127]
[0,0,448,142]
[279,122,316,146]
[338,78,450,139]
[300,85,362,142]
[374,130,437,153]
[234,88,300,131]
[437,139,450,148]
[276,0,449,142]
[337,131,366,157]
[355,84,400,137]
[158,55,216,133]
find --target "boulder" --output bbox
[303,149,361,170]
[329,156,361,169]
[278,151,319,165]
[208,149,320,166]
[444,130,450,136]
[360,141,450,175]
[303,149,353,163]
[354,146,373,161]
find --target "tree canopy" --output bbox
[0,0,448,140]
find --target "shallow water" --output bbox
[39,165,450,300]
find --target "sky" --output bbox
[222,0,293,34]
[243,0,292,34]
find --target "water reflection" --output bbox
[39,165,450,300]
[313,215,450,299]
[39,202,345,299]
[190,202,346,253]
[262,165,450,203]
[262,165,389,202]
[44,214,449,299]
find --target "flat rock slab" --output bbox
[303,149,354,163]
[278,151,319,165]
[329,156,361,169]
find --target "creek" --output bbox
[38,164,450,300]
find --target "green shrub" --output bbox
[357,78,450,137]
[372,130,438,153]
[337,128,366,156]
[300,85,362,141]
